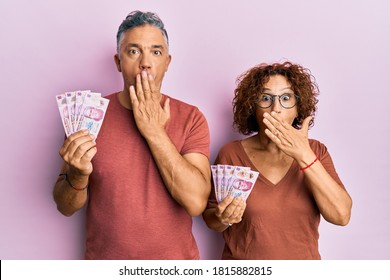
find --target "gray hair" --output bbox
[116,10,169,55]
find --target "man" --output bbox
[53,11,211,260]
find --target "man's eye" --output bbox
[153,50,162,55]
[128,49,138,55]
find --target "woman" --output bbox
[203,61,352,259]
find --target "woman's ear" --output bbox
[114,54,122,72]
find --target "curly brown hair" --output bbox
[232,61,319,135]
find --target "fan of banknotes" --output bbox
[211,164,259,203]
[56,90,109,138]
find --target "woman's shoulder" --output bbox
[218,139,242,153]
[309,138,325,147]
[309,139,329,158]
[214,139,245,164]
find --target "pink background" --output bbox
[0,0,389,259]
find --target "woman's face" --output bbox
[255,74,298,129]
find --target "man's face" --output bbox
[115,24,171,92]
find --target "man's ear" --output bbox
[114,54,122,72]
[165,54,172,72]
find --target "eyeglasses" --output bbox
[257,93,299,109]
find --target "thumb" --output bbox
[163,98,170,116]
[302,116,313,134]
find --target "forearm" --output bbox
[202,208,229,232]
[145,130,211,216]
[300,159,352,225]
[53,165,88,216]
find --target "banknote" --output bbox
[216,165,225,202]
[228,166,258,201]
[211,164,259,203]
[211,165,218,193]
[56,94,72,137]
[77,92,109,138]
[222,165,235,202]
[65,91,76,132]
[56,90,109,138]
[74,90,91,131]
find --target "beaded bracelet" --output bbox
[299,154,318,171]
[59,173,88,191]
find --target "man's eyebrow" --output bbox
[125,43,141,48]
[151,44,165,49]
[124,43,165,49]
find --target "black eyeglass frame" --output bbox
[256,93,300,109]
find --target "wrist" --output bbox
[299,153,318,171]
[68,166,92,179]
[60,172,89,191]
[297,150,316,166]
[143,127,168,144]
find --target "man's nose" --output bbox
[139,54,151,70]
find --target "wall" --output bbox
[0,0,389,259]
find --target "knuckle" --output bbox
[83,154,92,161]
[77,143,89,154]
[63,155,69,163]
[223,210,232,218]
[68,159,78,168]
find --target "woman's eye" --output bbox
[262,95,271,101]
[282,94,291,101]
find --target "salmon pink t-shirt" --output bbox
[207,139,345,260]
[85,92,210,259]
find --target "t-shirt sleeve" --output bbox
[181,108,210,159]
[311,139,346,189]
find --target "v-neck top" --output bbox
[235,141,299,187]
[207,139,344,259]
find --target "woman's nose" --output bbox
[271,96,282,113]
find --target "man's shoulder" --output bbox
[165,94,198,110]
[102,92,118,100]
[165,94,207,123]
